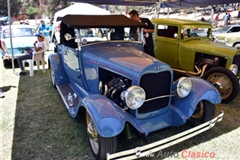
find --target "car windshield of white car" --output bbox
[3,28,36,38]
[219,26,231,32]
[181,27,210,39]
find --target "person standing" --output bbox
[214,13,220,27]
[129,10,155,57]
[17,34,46,76]
[0,40,10,98]
[223,13,228,26]
[38,20,50,51]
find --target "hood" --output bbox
[181,39,239,57]
[82,42,169,76]
[214,32,240,41]
[3,36,36,49]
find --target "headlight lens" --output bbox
[176,77,192,98]
[229,64,238,75]
[121,86,146,110]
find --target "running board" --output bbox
[57,84,79,108]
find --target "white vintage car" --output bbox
[215,32,240,49]
[0,25,36,65]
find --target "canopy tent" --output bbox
[162,0,240,8]
[64,0,239,7]
[52,2,110,40]
[63,0,158,6]
[53,2,110,25]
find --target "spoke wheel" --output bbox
[203,67,239,103]
[49,64,56,88]
[85,112,117,160]
[189,100,215,123]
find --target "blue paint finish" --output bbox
[82,94,150,137]
[48,53,69,85]
[171,77,221,124]
[51,35,222,138]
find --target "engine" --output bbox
[98,69,131,107]
[195,53,226,69]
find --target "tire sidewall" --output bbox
[203,67,239,103]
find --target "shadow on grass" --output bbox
[11,70,95,160]
[11,69,240,159]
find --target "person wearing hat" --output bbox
[17,33,46,76]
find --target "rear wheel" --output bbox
[189,100,215,123]
[49,63,56,88]
[203,67,239,103]
[85,112,117,160]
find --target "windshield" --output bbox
[3,28,36,38]
[75,27,134,44]
[218,26,231,32]
[181,27,211,39]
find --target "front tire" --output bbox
[203,67,239,103]
[85,112,117,160]
[189,100,216,123]
[233,42,240,49]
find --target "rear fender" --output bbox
[48,53,69,85]
[171,77,221,126]
[83,94,147,137]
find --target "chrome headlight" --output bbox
[176,77,192,98]
[229,64,238,75]
[121,86,146,110]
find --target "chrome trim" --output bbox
[144,94,175,102]
[106,111,224,160]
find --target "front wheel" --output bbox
[189,100,216,123]
[233,42,240,49]
[203,67,239,103]
[85,112,117,160]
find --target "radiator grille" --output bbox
[233,55,240,71]
[138,71,171,114]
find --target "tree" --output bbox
[0,0,22,16]
[26,6,41,19]
[45,0,69,18]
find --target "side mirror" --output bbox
[64,33,72,41]
[174,33,178,39]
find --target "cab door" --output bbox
[153,24,180,68]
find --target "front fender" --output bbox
[171,77,221,126]
[48,53,69,85]
[83,94,147,138]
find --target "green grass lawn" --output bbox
[1,59,240,160]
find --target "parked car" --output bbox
[212,24,240,40]
[0,25,36,65]
[215,32,240,49]
[49,15,224,160]
[151,18,240,103]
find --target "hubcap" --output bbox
[86,112,99,154]
[234,44,240,49]
[206,73,233,100]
